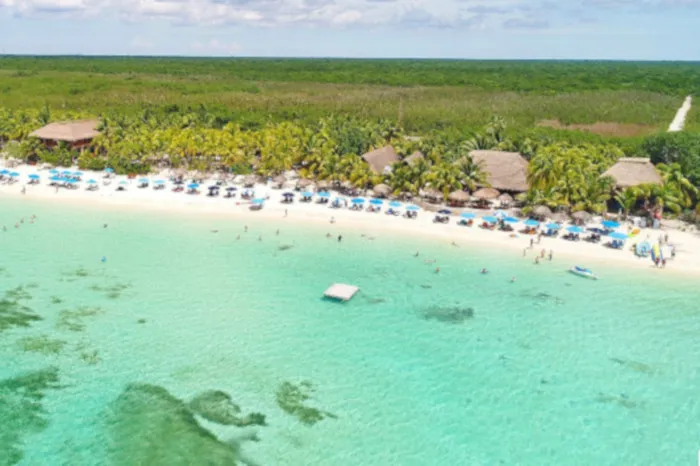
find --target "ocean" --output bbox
[1,197,698,466]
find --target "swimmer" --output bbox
[540,249,545,258]
[337,235,343,242]
[330,217,335,224]
[211,229,219,233]
[2,226,6,231]
[14,223,19,229]
[326,233,332,238]
[258,235,262,241]
[424,259,436,264]
[548,250,553,261]
[435,267,440,274]
[415,250,420,257]
[103,224,108,228]
[534,257,540,264]
[244,225,248,232]
[236,235,240,240]
[480,268,488,274]
[101,256,107,263]
[276,229,279,236]
[510,276,516,283]
[451,241,459,247]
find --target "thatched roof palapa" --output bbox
[448,190,470,202]
[533,205,553,218]
[404,151,425,167]
[373,184,391,197]
[472,187,500,200]
[243,175,257,187]
[30,120,101,142]
[470,150,529,192]
[572,211,592,221]
[362,146,399,174]
[602,158,662,188]
[296,179,313,189]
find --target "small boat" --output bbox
[568,265,597,280]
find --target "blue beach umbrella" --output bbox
[50,175,62,182]
[317,191,330,198]
[1,169,10,175]
[351,198,365,204]
[493,210,507,219]
[73,171,83,176]
[406,205,420,212]
[187,183,199,189]
[48,169,59,174]
[139,178,149,183]
[87,179,97,184]
[482,216,497,223]
[503,216,519,224]
[119,180,128,185]
[567,226,585,234]
[155,180,165,184]
[104,168,114,173]
[61,170,72,175]
[460,212,476,219]
[524,219,540,227]
[545,223,561,230]
[609,232,628,240]
[438,209,451,215]
[389,201,402,208]
[65,179,77,184]
[602,220,620,229]
[28,174,40,180]
[370,199,383,206]
[301,191,314,198]
[10,172,19,177]
[252,198,265,205]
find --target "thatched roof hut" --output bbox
[572,211,592,222]
[30,120,100,142]
[448,190,470,204]
[362,146,399,174]
[472,187,500,200]
[602,158,662,188]
[470,150,529,192]
[404,151,425,167]
[422,188,442,201]
[373,183,391,197]
[296,179,313,189]
[533,205,553,218]
[243,175,257,187]
[272,175,286,188]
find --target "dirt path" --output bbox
[668,95,692,132]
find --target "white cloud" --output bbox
[130,35,155,49]
[2,0,696,28]
[192,39,242,55]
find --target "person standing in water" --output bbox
[338,235,343,242]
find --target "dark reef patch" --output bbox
[188,390,266,427]
[56,306,102,332]
[276,381,337,426]
[421,306,475,324]
[16,335,67,355]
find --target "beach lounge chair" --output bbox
[433,214,449,224]
[457,219,474,227]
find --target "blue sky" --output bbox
[0,0,698,59]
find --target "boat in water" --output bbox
[568,265,598,280]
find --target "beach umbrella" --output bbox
[155,180,165,184]
[227,187,238,192]
[482,216,497,223]
[370,199,383,206]
[10,172,19,177]
[65,179,77,184]
[473,187,500,200]
[252,198,265,205]
[50,175,62,182]
[602,220,620,229]
[139,178,149,183]
[208,185,219,189]
[460,212,476,219]
[533,205,553,218]
[119,180,128,185]
[48,169,59,174]
[545,223,561,230]
[1,169,10,175]
[493,210,507,219]
[351,198,365,204]
[61,170,71,175]
[567,226,585,234]
[301,191,314,198]
[73,171,83,176]
[503,216,519,224]
[282,191,294,197]
[317,191,330,198]
[572,211,592,222]
[104,168,114,173]
[389,201,402,208]
[334,196,346,202]
[524,219,540,227]
[406,205,420,212]
[87,179,97,184]
[187,183,199,189]
[438,209,451,215]
[28,174,40,180]
[610,232,628,240]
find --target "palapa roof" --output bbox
[602,158,662,188]
[472,187,500,200]
[404,151,425,167]
[30,120,100,142]
[448,190,470,202]
[469,150,529,192]
[362,146,399,173]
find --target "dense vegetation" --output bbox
[0,57,694,133]
[0,57,698,218]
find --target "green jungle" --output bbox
[1,57,699,219]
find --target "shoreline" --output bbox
[2,165,699,277]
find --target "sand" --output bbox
[668,95,692,132]
[2,164,699,276]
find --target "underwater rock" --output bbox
[137,318,146,324]
[0,367,63,465]
[420,284,432,289]
[365,297,386,304]
[4,286,32,301]
[88,283,131,300]
[278,244,294,251]
[63,267,90,278]
[16,335,67,355]
[275,381,337,426]
[50,296,64,305]
[0,299,41,332]
[595,392,639,409]
[421,306,475,324]
[56,306,102,332]
[79,349,101,365]
[188,390,266,427]
[609,358,655,374]
[105,384,244,465]
[519,290,565,306]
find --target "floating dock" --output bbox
[324,283,359,302]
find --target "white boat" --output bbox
[568,265,598,280]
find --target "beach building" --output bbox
[403,151,425,167]
[29,120,101,150]
[602,158,662,189]
[469,150,529,193]
[362,146,400,174]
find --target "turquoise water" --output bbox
[1,198,699,465]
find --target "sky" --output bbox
[0,0,698,60]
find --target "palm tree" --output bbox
[454,157,485,192]
[657,163,698,208]
[614,188,639,219]
[427,162,461,200]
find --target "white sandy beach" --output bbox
[2,163,699,276]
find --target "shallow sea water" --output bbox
[1,198,699,465]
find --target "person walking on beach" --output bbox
[21,185,26,195]
[338,234,343,242]
[540,249,546,258]
[276,229,279,236]
[244,225,248,233]
[530,238,534,248]
[523,248,527,257]
[548,250,553,261]
[284,209,288,217]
